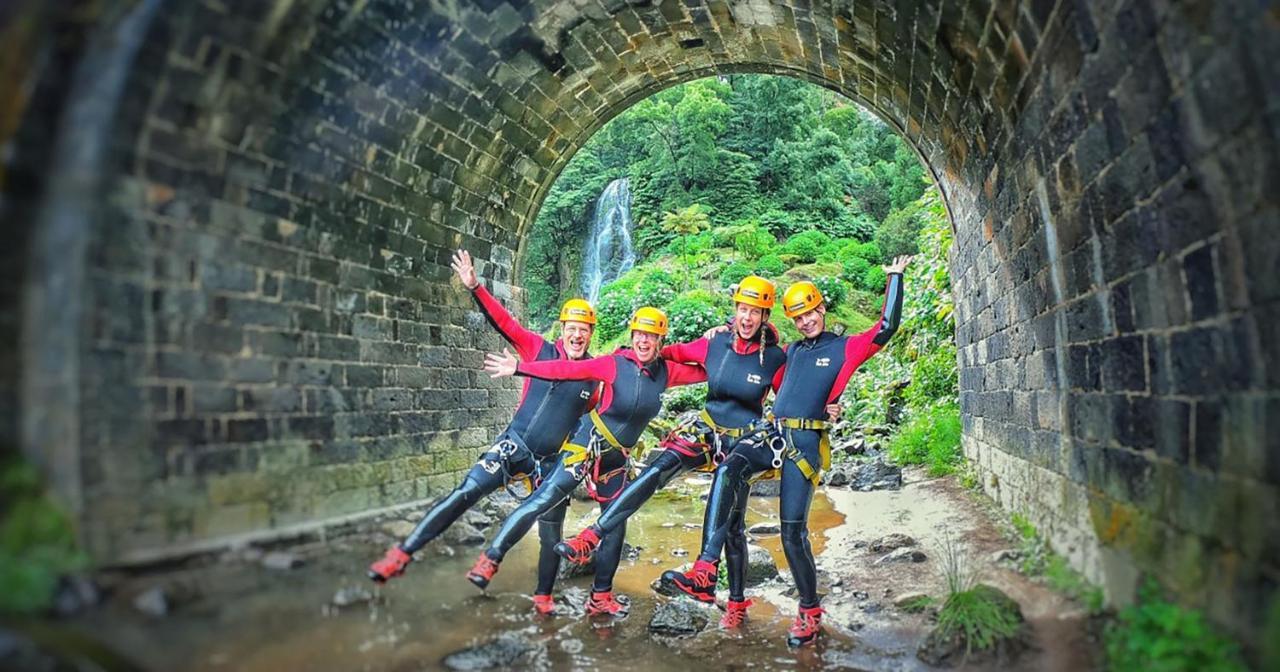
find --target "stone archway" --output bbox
[1,0,1275,645]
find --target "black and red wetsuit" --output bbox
[398,284,597,597]
[482,349,704,593]
[576,327,785,599]
[694,273,905,609]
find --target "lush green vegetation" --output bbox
[523,75,931,331]
[0,456,87,615]
[935,532,1024,656]
[886,403,963,476]
[1105,580,1245,672]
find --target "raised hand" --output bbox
[883,255,913,275]
[483,348,518,378]
[451,249,480,290]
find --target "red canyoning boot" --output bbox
[660,559,718,604]
[585,590,630,617]
[786,605,825,647]
[466,553,500,589]
[367,546,412,583]
[553,527,602,565]
[532,594,556,616]
[720,598,753,629]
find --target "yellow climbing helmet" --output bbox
[559,298,597,325]
[732,275,776,310]
[782,281,825,318]
[629,306,669,337]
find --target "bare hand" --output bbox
[483,348,518,378]
[451,249,479,290]
[825,403,842,423]
[883,255,913,275]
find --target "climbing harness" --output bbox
[559,409,639,504]
[750,416,832,485]
[489,436,537,501]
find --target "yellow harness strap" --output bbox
[699,409,750,438]
[560,441,592,466]
[757,417,832,485]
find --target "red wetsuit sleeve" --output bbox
[517,354,618,383]
[664,360,707,388]
[660,338,711,365]
[472,285,545,361]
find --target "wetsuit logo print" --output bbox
[480,459,502,475]
[579,390,592,400]
[815,357,831,367]
[746,373,762,384]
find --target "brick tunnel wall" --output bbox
[1,0,1276,646]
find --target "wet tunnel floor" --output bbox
[64,472,1102,671]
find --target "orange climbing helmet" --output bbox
[629,306,669,337]
[782,281,824,318]
[732,275,776,310]
[559,298,597,325]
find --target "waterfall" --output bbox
[580,177,636,303]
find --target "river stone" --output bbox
[132,586,168,617]
[441,521,485,546]
[648,600,711,637]
[442,635,544,670]
[822,464,853,487]
[332,586,374,607]
[383,520,416,539]
[262,551,303,570]
[53,575,100,616]
[748,479,780,497]
[461,508,494,529]
[876,547,927,564]
[651,565,690,597]
[747,521,780,535]
[853,459,903,491]
[869,533,916,553]
[917,585,1028,667]
[558,543,640,580]
[745,545,779,586]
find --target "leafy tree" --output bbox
[662,204,711,291]
[732,224,775,260]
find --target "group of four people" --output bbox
[368,248,909,647]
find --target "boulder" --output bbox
[261,551,303,570]
[744,545,779,586]
[876,547,927,565]
[822,464,853,487]
[132,586,168,618]
[651,565,691,597]
[382,520,416,539]
[648,600,711,638]
[869,533,916,553]
[461,508,494,530]
[852,459,902,491]
[917,585,1028,667]
[747,522,780,536]
[748,479,780,497]
[441,521,486,546]
[442,635,544,670]
[332,586,374,608]
[558,543,639,580]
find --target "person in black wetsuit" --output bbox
[664,255,911,647]
[550,276,835,628]
[471,307,705,617]
[367,249,599,616]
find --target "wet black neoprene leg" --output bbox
[723,477,751,601]
[589,449,631,592]
[485,453,581,561]
[779,460,818,607]
[534,499,569,595]
[696,441,770,563]
[401,450,518,553]
[592,449,693,534]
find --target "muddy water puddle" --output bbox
[66,472,1097,671]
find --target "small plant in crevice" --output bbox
[1007,513,1105,614]
[0,456,88,615]
[1104,580,1245,672]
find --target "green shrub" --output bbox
[595,285,634,341]
[860,265,887,292]
[635,269,678,307]
[841,256,871,284]
[1105,580,1244,672]
[1,457,88,615]
[754,254,786,276]
[662,384,708,415]
[720,261,754,288]
[666,292,725,343]
[905,344,959,409]
[780,230,830,263]
[812,276,848,310]
[732,225,776,260]
[758,208,804,240]
[936,584,1024,654]
[886,403,962,476]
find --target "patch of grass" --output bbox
[886,403,962,476]
[937,585,1024,653]
[1104,580,1245,672]
[900,595,936,613]
[957,464,980,490]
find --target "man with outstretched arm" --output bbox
[366,249,599,616]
